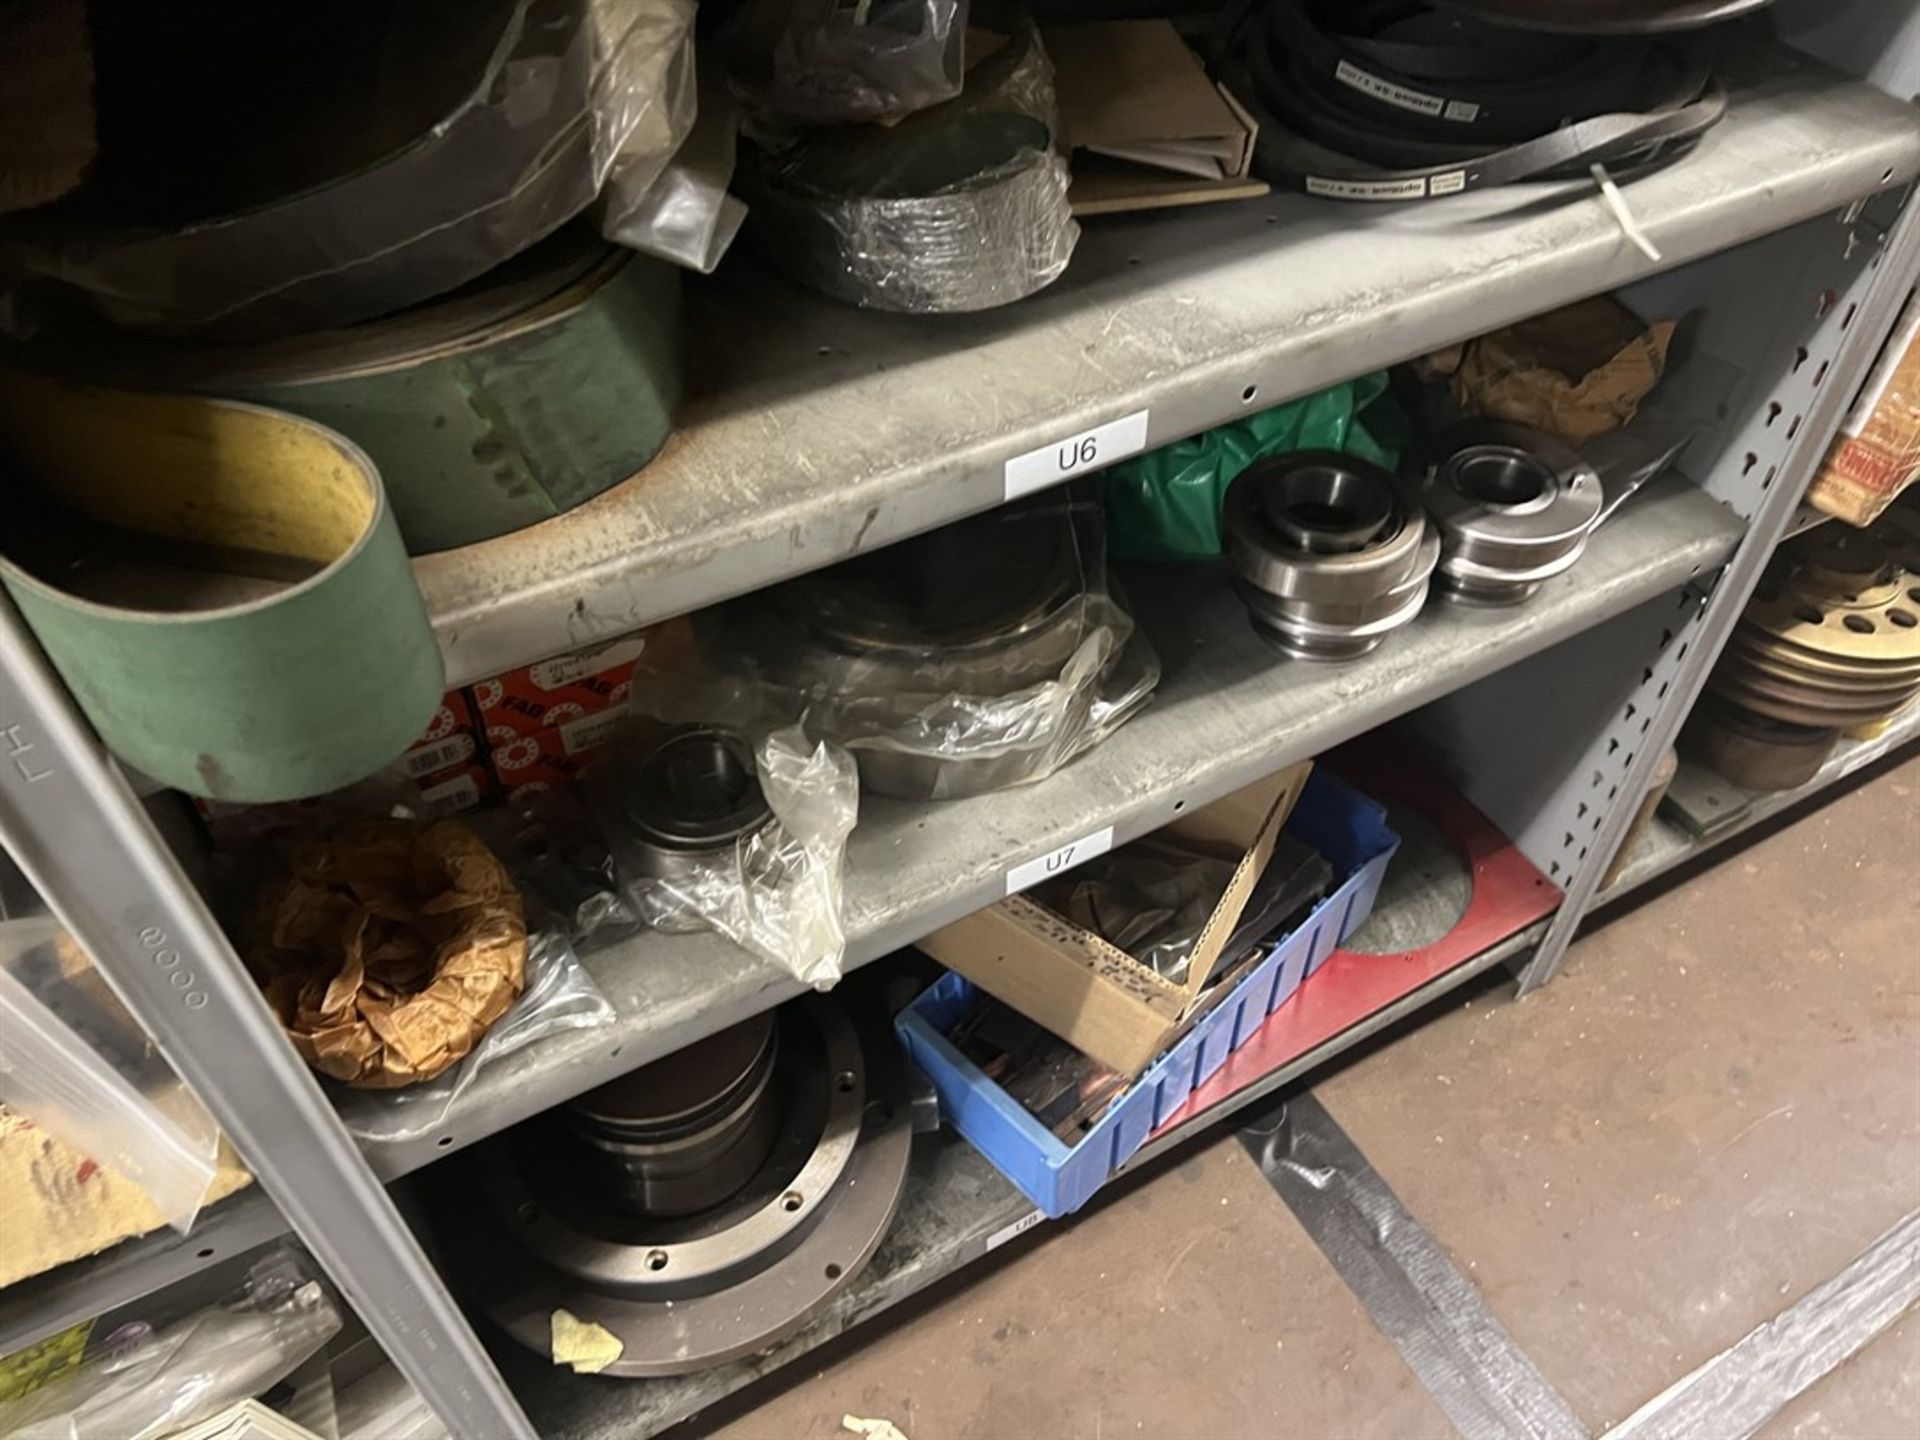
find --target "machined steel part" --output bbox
[462,996,911,1377]
[566,1012,781,1218]
[1422,423,1604,605]
[1223,453,1438,659]
[596,725,785,934]
[754,501,1145,799]
[1688,701,1837,793]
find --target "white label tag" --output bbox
[986,1210,1046,1252]
[1004,411,1150,500]
[1004,826,1114,895]
[1443,99,1481,123]
[1334,60,1444,118]
[1306,175,1429,202]
[1429,170,1468,197]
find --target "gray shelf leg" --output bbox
[1521,188,1920,991]
[0,595,536,1440]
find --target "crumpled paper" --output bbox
[248,819,527,1089]
[1423,295,1675,444]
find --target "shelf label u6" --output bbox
[1004,410,1150,500]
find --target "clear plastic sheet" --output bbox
[626,499,1160,801]
[736,25,1078,312]
[0,912,220,1233]
[0,1248,343,1440]
[725,0,968,126]
[332,928,613,1143]
[590,726,859,989]
[6,0,698,337]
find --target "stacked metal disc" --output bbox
[1420,422,1605,604]
[455,996,911,1378]
[1222,452,1440,659]
[1698,509,1920,787]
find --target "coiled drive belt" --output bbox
[1432,0,1773,34]
[1216,0,1728,201]
[1420,422,1604,603]
[1222,453,1440,659]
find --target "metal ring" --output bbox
[1223,453,1436,658]
[1423,422,1603,604]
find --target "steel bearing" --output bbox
[1421,423,1604,605]
[1222,453,1438,660]
[596,725,788,933]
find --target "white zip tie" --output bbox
[1592,162,1662,262]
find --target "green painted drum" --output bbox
[0,378,446,802]
[53,229,685,555]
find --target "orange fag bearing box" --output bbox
[1808,296,1920,527]
[471,636,646,799]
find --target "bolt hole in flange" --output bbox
[1844,615,1877,634]
[1242,384,1259,403]
[1794,606,1825,626]
[835,1070,857,1093]
[781,1190,805,1212]
[646,1249,669,1271]
[1890,610,1918,629]
[825,1263,843,1280]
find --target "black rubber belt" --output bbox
[1217,0,1729,201]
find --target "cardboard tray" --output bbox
[896,769,1400,1218]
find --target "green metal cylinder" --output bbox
[0,379,445,802]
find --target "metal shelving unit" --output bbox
[1600,704,1920,905]
[417,47,1920,688]
[4,16,1920,1438]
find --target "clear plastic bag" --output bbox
[0,910,220,1232]
[627,498,1160,801]
[331,928,614,1143]
[9,0,699,337]
[0,1247,342,1440]
[725,0,968,126]
[736,25,1077,312]
[588,725,859,989]
[600,52,748,273]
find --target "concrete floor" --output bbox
[691,753,1920,1440]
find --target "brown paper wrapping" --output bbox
[249,818,527,1089]
[1427,296,1675,444]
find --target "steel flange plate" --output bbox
[445,996,912,1378]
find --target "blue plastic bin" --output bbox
[896,769,1401,1218]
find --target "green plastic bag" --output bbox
[1105,373,1406,561]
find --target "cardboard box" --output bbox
[469,631,670,796]
[917,761,1312,1076]
[1046,20,1268,216]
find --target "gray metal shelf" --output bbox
[500,904,1549,1440]
[0,1188,285,1356]
[414,50,1920,688]
[350,478,1740,1176]
[1600,703,1920,905]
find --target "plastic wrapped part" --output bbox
[602,53,748,273]
[726,0,967,126]
[1107,373,1408,562]
[0,915,220,1232]
[333,928,613,1143]
[592,726,859,988]
[3,0,698,338]
[626,499,1160,800]
[737,26,1077,312]
[0,1248,343,1440]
